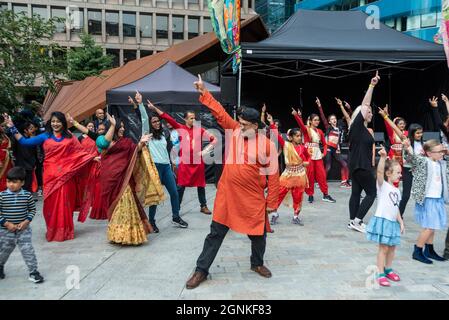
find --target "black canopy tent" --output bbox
[240,10,446,80]
[106,61,222,183]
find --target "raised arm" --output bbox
[267,113,285,148]
[429,96,447,134]
[379,105,406,141]
[3,113,25,142]
[194,75,239,130]
[260,103,267,127]
[315,97,329,131]
[292,108,310,140]
[134,91,150,135]
[104,114,116,143]
[442,94,449,115]
[336,98,352,126]
[361,71,380,109]
[159,110,182,130]
[377,147,387,187]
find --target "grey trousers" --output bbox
[0,227,38,273]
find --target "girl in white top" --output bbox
[366,147,405,287]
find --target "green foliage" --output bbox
[0,9,67,112]
[67,32,113,81]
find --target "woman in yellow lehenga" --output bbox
[98,121,165,245]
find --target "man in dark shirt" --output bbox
[12,122,38,193]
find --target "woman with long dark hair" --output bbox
[293,109,336,204]
[97,119,165,245]
[132,92,188,233]
[5,112,96,242]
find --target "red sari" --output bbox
[42,136,95,242]
[0,135,13,190]
[79,136,106,220]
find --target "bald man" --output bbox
[94,109,109,132]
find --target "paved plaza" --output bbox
[1,183,449,300]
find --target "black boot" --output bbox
[412,245,433,264]
[0,265,4,279]
[424,244,447,261]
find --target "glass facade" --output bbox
[69,8,84,33]
[295,0,443,42]
[256,0,295,33]
[32,5,47,20]
[106,11,119,36]
[156,14,168,39]
[140,13,152,38]
[172,15,184,40]
[188,16,199,39]
[123,49,136,63]
[106,48,120,67]
[88,9,102,35]
[51,7,66,33]
[123,12,136,37]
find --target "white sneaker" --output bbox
[349,220,366,233]
[347,220,353,230]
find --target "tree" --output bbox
[0,10,67,112]
[67,33,113,81]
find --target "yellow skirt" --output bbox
[107,185,147,246]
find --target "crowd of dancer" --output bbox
[1,71,449,290]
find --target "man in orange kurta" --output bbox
[186,76,280,290]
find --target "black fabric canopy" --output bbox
[106,60,221,105]
[242,10,445,62]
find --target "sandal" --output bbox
[377,275,390,287]
[385,270,400,282]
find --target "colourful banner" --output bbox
[208,0,241,74]
[435,0,449,67]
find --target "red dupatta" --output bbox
[100,137,139,219]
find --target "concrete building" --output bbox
[0,0,256,67]
[295,0,442,42]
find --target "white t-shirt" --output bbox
[414,141,424,156]
[374,181,401,222]
[426,160,443,198]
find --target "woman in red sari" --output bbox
[0,121,13,191]
[5,112,96,242]
[98,121,165,245]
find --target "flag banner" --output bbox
[208,0,241,74]
[435,0,449,67]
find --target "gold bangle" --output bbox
[73,121,79,126]
[383,115,388,120]
[369,84,375,88]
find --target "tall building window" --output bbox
[172,16,184,40]
[106,49,120,67]
[188,0,199,4]
[140,14,152,38]
[173,0,183,3]
[106,11,119,36]
[188,17,199,39]
[13,4,27,15]
[51,7,66,33]
[69,8,83,33]
[123,50,136,64]
[421,12,437,28]
[88,9,102,35]
[156,14,168,39]
[203,17,213,33]
[32,5,47,20]
[0,3,8,11]
[123,12,136,37]
[140,50,152,58]
[407,15,420,31]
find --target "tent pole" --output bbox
[237,60,242,119]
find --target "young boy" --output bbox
[0,167,43,283]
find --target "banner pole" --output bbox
[237,59,242,111]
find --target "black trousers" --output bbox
[23,169,34,193]
[196,221,266,275]
[178,186,207,207]
[444,229,449,257]
[349,169,376,221]
[399,167,413,216]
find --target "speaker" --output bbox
[220,75,237,106]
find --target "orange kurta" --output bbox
[199,91,280,236]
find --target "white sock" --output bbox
[354,218,362,225]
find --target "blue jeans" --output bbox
[148,163,180,223]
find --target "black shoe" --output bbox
[172,217,188,228]
[28,271,44,283]
[0,266,4,279]
[150,221,159,233]
[412,245,433,264]
[308,196,314,203]
[424,244,447,261]
[323,194,336,203]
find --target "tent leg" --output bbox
[237,61,242,119]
